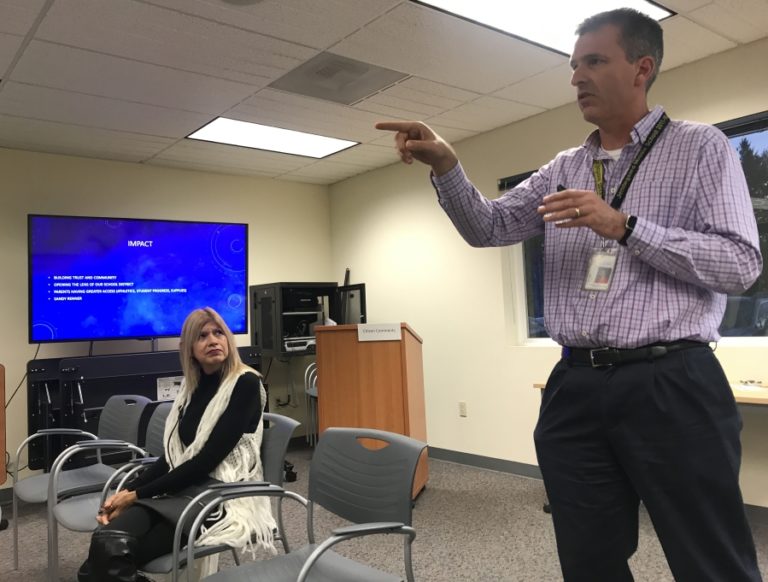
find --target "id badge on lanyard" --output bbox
[581,113,670,292]
[584,243,618,291]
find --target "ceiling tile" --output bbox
[332,2,564,94]
[146,157,283,178]
[151,139,310,174]
[11,41,260,113]
[230,88,384,142]
[325,143,399,167]
[0,113,175,162]
[658,0,712,12]
[661,15,737,70]
[426,97,544,133]
[0,82,211,137]
[0,0,49,36]
[380,80,477,111]
[142,0,403,50]
[688,2,768,44]
[280,160,368,182]
[492,64,574,110]
[0,32,24,72]
[355,90,449,118]
[36,0,317,85]
[394,77,482,103]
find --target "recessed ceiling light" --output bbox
[187,117,358,158]
[412,0,673,55]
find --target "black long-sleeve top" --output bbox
[129,370,262,499]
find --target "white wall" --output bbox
[328,37,768,507]
[0,149,330,487]
[2,37,766,507]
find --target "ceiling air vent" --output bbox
[268,52,409,105]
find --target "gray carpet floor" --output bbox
[2,445,767,581]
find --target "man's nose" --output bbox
[570,67,582,87]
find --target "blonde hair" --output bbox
[179,307,257,391]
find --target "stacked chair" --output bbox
[12,393,152,572]
[303,362,318,446]
[45,398,164,580]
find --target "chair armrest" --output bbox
[48,442,147,502]
[174,484,307,582]
[71,439,129,448]
[297,523,416,582]
[331,522,407,536]
[57,482,108,501]
[207,480,269,490]
[102,457,159,503]
[37,428,97,436]
[14,429,98,478]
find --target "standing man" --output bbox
[377,8,762,582]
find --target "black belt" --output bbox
[562,341,707,368]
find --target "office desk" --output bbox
[533,382,768,406]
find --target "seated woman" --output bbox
[78,307,275,582]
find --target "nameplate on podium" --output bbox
[357,323,401,342]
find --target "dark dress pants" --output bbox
[534,345,762,582]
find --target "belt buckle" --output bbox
[589,347,612,368]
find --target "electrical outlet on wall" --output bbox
[458,401,468,417]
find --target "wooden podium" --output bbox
[315,323,428,497]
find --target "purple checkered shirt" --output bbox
[434,106,762,348]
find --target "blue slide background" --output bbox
[29,216,248,342]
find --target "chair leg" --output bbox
[12,490,19,569]
[276,497,290,553]
[230,547,241,566]
[47,511,59,582]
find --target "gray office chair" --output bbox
[190,427,427,582]
[12,393,151,570]
[46,400,169,580]
[139,412,300,580]
[46,439,149,581]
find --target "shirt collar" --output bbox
[583,105,666,158]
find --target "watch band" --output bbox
[618,214,637,246]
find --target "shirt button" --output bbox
[581,330,589,337]
[589,293,596,299]
[610,187,617,194]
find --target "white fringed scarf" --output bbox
[163,368,276,557]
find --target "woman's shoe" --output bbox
[89,529,140,582]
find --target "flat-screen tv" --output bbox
[28,214,249,343]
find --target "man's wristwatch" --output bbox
[618,214,637,246]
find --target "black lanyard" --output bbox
[592,113,670,210]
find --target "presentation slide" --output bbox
[29,216,248,342]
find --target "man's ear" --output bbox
[635,55,655,88]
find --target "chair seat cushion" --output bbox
[53,492,102,532]
[142,543,233,573]
[202,544,403,582]
[15,463,115,503]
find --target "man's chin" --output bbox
[579,107,599,125]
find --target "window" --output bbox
[718,110,768,337]
[508,109,768,339]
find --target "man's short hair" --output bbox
[576,8,664,91]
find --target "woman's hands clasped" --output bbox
[96,489,138,525]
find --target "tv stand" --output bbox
[26,347,261,470]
